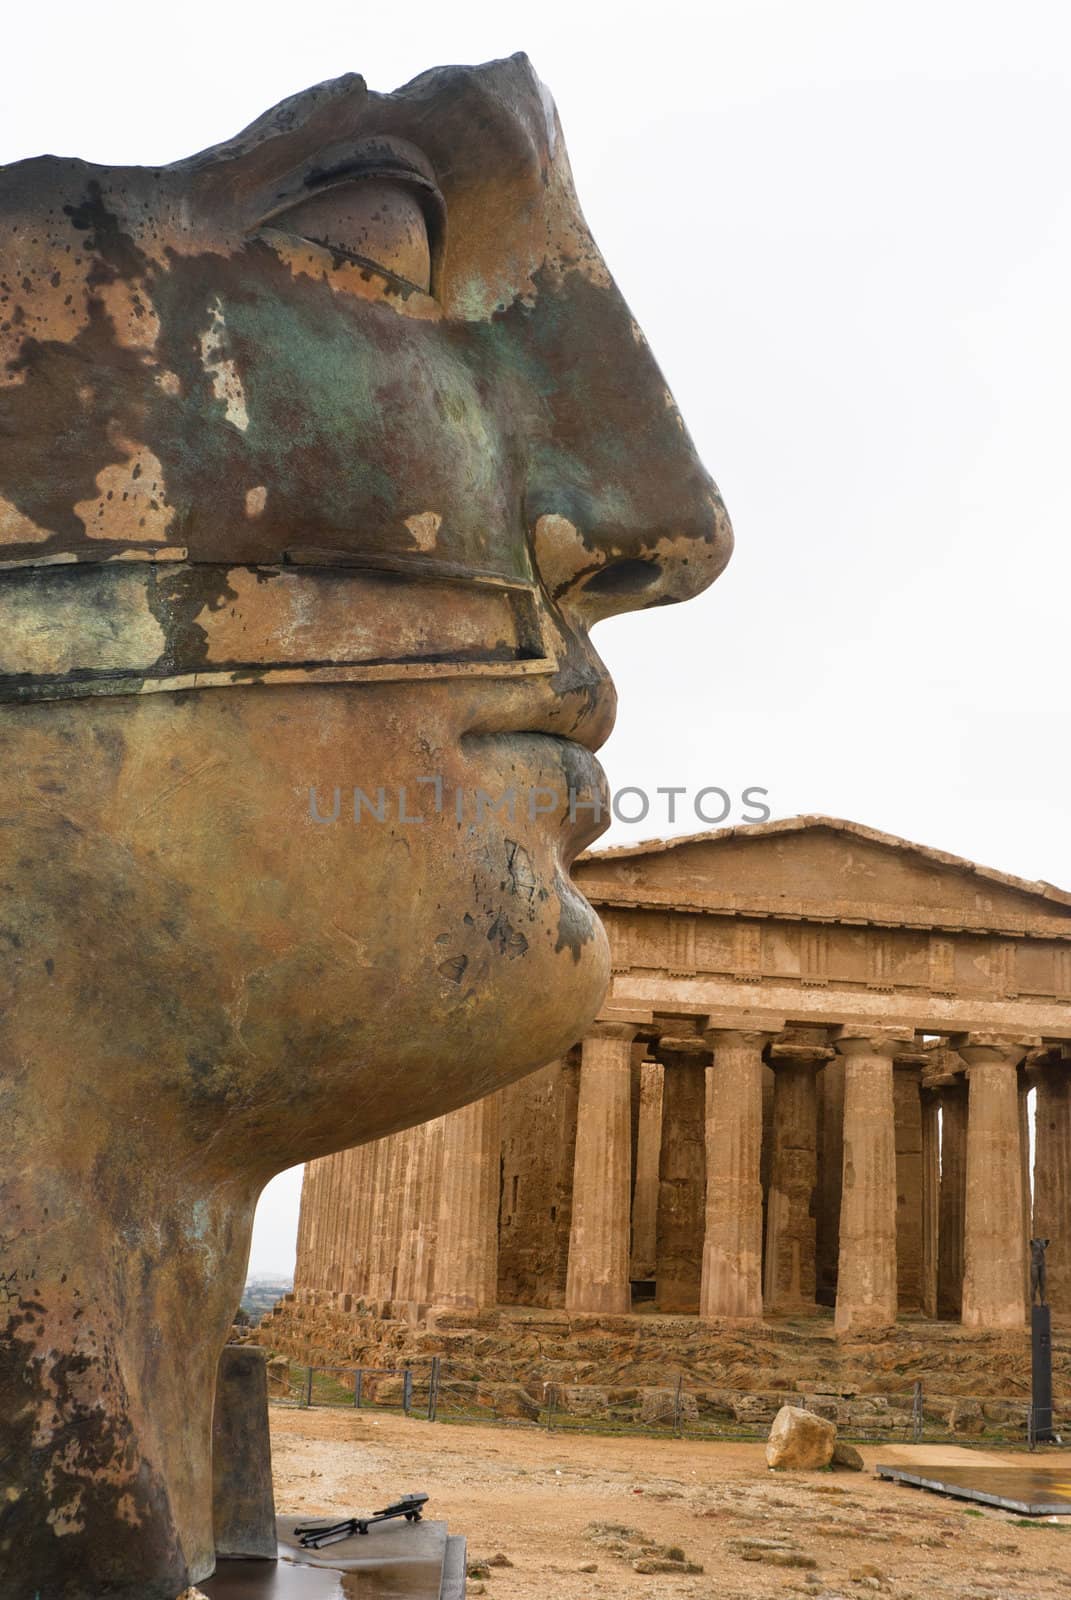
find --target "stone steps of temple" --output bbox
[259,1300,1071,1405]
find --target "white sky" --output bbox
[9,0,1069,1276]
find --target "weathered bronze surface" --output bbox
[213,1347,277,1561]
[0,55,730,1598]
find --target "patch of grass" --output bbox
[1010,1518,1071,1532]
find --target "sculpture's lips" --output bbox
[465,729,611,853]
[462,647,618,755]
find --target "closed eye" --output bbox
[264,175,435,294]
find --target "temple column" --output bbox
[834,1032,911,1334]
[920,1087,940,1317]
[762,1032,832,1314]
[959,1036,1030,1330]
[358,1137,388,1303]
[352,1139,382,1299]
[565,1024,636,1314]
[327,1150,347,1292]
[413,1116,446,1307]
[385,1130,412,1306]
[336,1145,359,1302]
[554,1052,582,1301]
[308,1154,330,1290]
[700,1029,777,1320]
[655,1037,708,1313]
[1019,1067,1033,1309]
[937,1076,968,1318]
[390,1133,419,1305]
[395,1118,445,1308]
[292,1159,318,1294]
[434,1092,502,1309]
[1031,1048,1071,1314]
[893,1053,927,1313]
[815,1055,845,1306]
[630,1060,664,1283]
[315,1154,334,1292]
[367,1133,401,1306]
[497,1056,579,1308]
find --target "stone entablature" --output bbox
[293,818,1071,1337]
[588,818,1071,1039]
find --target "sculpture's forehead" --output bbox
[0,54,555,222]
[0,54,619,687]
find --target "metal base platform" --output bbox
[199,1515,466,1598]
[876,1464,1071,1516]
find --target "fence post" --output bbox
[545,1383,557,1434]
[912,1381,923,1443]
[428,1356,440,1423]
[403,1369,413,1416]
[673,1374,683,1437]
[354,1369,363,1409]
[1028,1401,1037,1451]
[305,1366,314,1409]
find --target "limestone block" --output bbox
[368,1375,407,1406]
[695,1390,736,1420]
[949,1398,986,1434]
[563,1385,610,1417]
[847,1399,895,1430]
[831,1440,864,1471]
[800,1394,842,1422]
[765,1405,836,1470]
[732,1394,779,1425]
[477,1382,540,1420]
[639,1387,698,1425]
[266,1356,291,1397]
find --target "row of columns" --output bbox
[294,1093,502,1312]
[562,1025,1061,1332]
[295,1031,1070,1333]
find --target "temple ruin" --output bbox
[288,817,1071,1339]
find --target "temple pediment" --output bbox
[575,816,1071,937]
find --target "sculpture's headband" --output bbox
[0,550,553,706]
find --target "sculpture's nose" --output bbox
[523,275,733,630]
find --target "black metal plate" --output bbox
[877,1463,1071,1515]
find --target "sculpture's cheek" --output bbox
[198,724,612,1159]
[0,687,609,1164]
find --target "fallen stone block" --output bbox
[766,1404,836,1470]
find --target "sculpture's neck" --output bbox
[0,1155,256,1599]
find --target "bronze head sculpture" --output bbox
[0,55,731,1597]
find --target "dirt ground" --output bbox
[269,1405,1071,1599]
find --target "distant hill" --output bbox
[240,1276,293,1322]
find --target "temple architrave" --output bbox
[291,818,1071,1338]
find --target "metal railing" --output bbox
[270,1357,1063,1448]
[285,1363,419,1415]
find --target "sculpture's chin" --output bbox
[0,686,614,1172]
[222,806,613,1171]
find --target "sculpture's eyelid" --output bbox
[253,156,445,234]
[305,159,443,204]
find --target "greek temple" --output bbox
[293,817,1071,1334]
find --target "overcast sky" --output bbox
[9,1,1068,1276]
